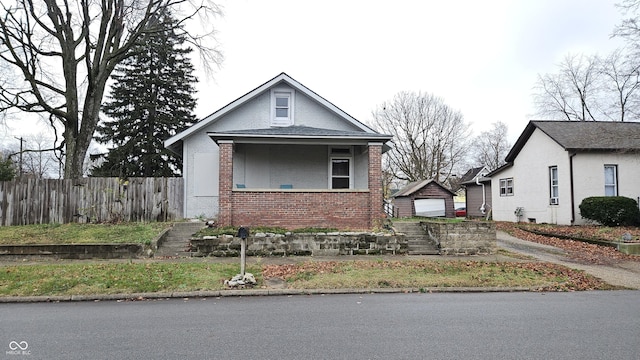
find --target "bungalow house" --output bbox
[488,121,640,225]
[164,73,393,230]
[391,180,456,218]
[459,166,491,218]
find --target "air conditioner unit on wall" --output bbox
[550,198,559,205]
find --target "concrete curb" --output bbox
[0,286,536,303]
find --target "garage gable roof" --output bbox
[392,179,456,198]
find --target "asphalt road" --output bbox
[2,291,639,360]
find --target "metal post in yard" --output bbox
[237,226,249,276]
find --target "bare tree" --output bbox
[599,48,640,122]
[21,133,58,178]
[0,0,222,179]
[470,121,510,172]
[371,91,471,185]
[534,51,640,122]
[615,0,640,46]
[534,53,602,121]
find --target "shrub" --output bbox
[579,196,640,226]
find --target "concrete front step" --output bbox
[394,221,439,255]
[155,222,205,257]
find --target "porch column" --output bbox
[368,142,384,228]
[218,140,234,227]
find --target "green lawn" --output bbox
[0,223,170,245]
[0,262,250,296]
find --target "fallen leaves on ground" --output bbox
[261,259,614,292]
[497,222,640,265]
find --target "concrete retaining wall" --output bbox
[0,244,144,259]
[421,221,496,255]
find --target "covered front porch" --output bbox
[209,126,391,230]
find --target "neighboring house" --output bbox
[391,180,456,218]
[488,121,640,225]
[164,73,393,230]
[459,166,491,218]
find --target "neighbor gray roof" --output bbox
[505,121,640,162]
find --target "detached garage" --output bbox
[391,179,456,218]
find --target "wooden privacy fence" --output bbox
[0,177,184,226]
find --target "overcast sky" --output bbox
[194,0,625,142]
[0,0,626,148]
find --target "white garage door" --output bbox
[414,199,445,217]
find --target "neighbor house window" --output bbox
[271,89,294,126]
[604,165,617,196]
[549,166,559,205]
[329,147,352,189]
[499,178,514,196]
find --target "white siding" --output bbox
[572,152,640,224]
[492,129,572,224]
[492,128,640,225]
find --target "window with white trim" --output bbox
[604,165,617,196]
[329,147,352,189]
[549,166,559,205]
[499,178,514,196]
[271,89,294,126]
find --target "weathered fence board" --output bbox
[0,177,183,226]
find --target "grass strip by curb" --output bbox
[0,260,618,298]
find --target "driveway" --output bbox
[498,231,640,290]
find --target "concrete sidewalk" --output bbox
[498,231,640,290]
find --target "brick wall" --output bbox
[218,141,233,226]
[368,143,384,228]
[230,191,371,230]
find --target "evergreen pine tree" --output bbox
[0,155,16,181]
[92,11,197,177]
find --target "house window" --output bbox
[604,165,618,196]
[329,147,352,189]
[549,166,559,205]
[499,178,514,196]
[271,89,294,126]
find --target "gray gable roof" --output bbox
[459,166,486,183]
[165,72,389,153]
[209,125,393,139]
[505,121,640,163]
